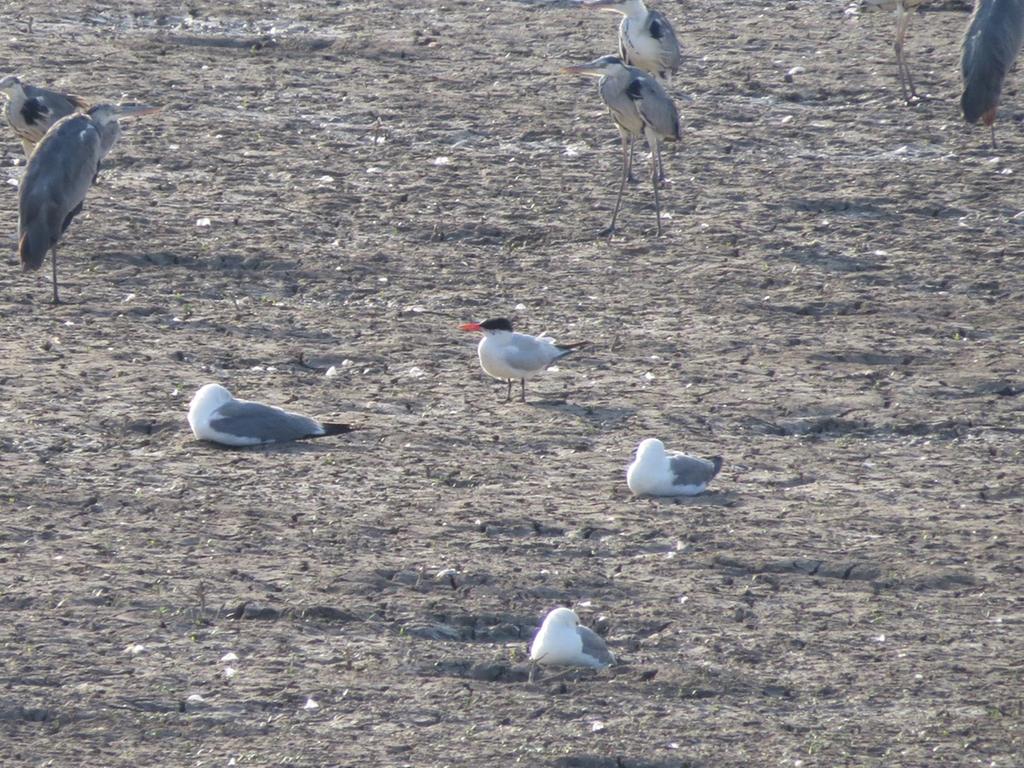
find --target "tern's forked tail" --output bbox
[554,341,589,358]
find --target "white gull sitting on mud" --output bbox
[529,607,615,668]
[626,437,722,496]
[187,383,351,447]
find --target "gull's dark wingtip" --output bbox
[320,422,354,437]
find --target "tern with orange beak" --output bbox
[458,318,588,403]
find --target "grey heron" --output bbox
[458,318,588,403]
[582,0,681,183]
[188,384,353,447]
[863,0,925,102]
[582,0,681,84]
[0,75,88,156]
[564,55,680,237]
[961,0,1024,148]
[18,103,158,304]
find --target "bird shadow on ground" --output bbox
[628,489,739,510]
[188,439,354,454]
[528,399,636,425]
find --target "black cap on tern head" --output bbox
[480,318,514,332]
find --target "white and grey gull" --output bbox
[187,383,352,447]
[529,607,615,669]
[626,437,722,496]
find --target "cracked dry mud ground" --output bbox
[0,1,1021,766]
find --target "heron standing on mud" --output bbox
[862,0,924,103]
[18,103,158,304]
[961,0,1024,147]
[582,0,681,182]
[0,75,88,156]
[582,0,681,84]
[564,55,680,237]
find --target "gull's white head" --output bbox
[635,437,666,461]
[543,607,581,630]
[188,383,235,434]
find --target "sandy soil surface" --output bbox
[0,1,1021,766]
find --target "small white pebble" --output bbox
[303,697,320,710]
[325,366,338,378]
[195,217,212,227]
[220,651,238,662]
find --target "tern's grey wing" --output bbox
[577,626,615,667]
[668,453,722,487]
[627,74,681,141]
[647,10,681,77]
[209,400,323,443]
[503,334,560,372]
[18,114,102,270]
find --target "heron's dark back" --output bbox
[961,0,1024,124]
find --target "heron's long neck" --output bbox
[5,86,27,109]
[625,0,648,21]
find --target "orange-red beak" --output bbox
[458,322,482,332]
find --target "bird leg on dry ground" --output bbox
[602,133,634,238]
[50,245,59,305]
[895,8,918,102]
[648,131,663,237]
[520,379,526,403]
[505,379,513,403]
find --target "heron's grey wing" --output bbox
[627,75,681,141]
[647,10,681,76]
[600,75,645,136]
[961,0,1024,123]
[209,400,324,443]
[577,626,615,667]
[18,115,101,269]
[24,85,82,115]
[668,453,722,488]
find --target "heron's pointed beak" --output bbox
[115,104,161,120]
[562,64,602,77]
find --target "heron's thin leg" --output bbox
[991,124,998,150]
[505,380,512,403]
[603,134,632,238]
[520,379,526,403]
[51,245,60,305]
[895,5,916,102]
[649,135,662,236]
